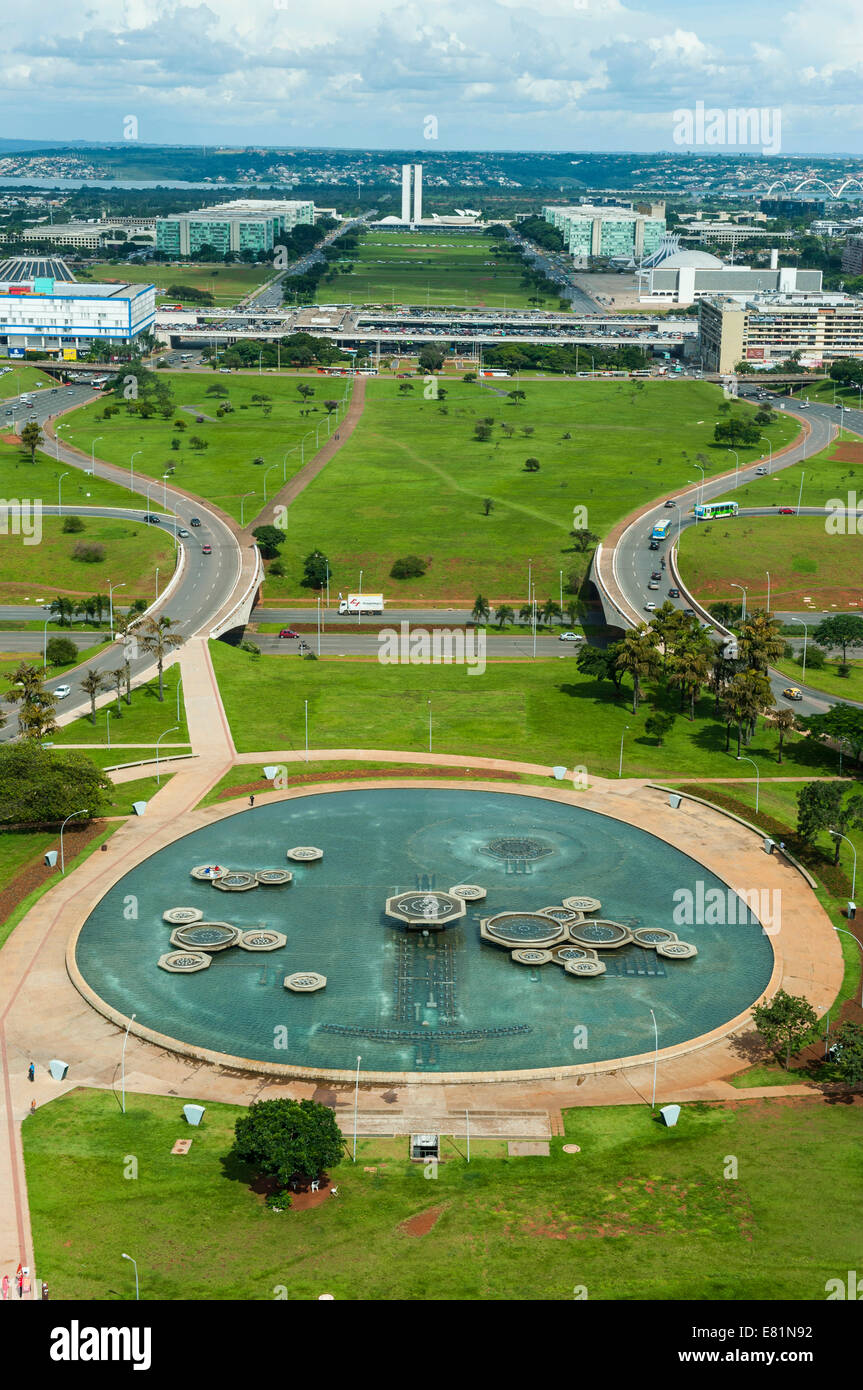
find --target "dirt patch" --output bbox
[250,1172,334,1212]
[830,442,863,463]
[217,766,520,800]
[1,433,20,445]
[400,1204,447,1237]
[0,822,105,927]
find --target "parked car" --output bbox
[778,507,794,514]
[783,687,803,701]
[279,628,300,639]
[54,684,71,699]
[558,632,585,642]
[190,517,202,526]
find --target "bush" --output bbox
[268,559,285,577]
[239,640,260,656]
[803,646,826,670]
[46,636,78,666]
[390,555,427,579]
[72,542,105,563]
[62,515,85,534]
[304,651,318,661]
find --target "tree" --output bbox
[737,611,784,671]
[507,390,526,406]
[570,528,600,553]
[72,542,105,564]
[482,498,494,515]
[251,525,285,560]
[390,555,427,579]
[540,599,561,628]
[80,668,108,724]
[828,1021,863,1084]
[323,400,338,416]
[472,595,490,624]
[495,604,514,629]
[45,637,78,667]
[772,708,797,764]
[615,626,661,713]
[62,515,85,534]
[418,344,444,373]
[49,596,75,628]
[668,633,712,720]
[577,642,626,696]
[301,551,329,590]
[644,708,676,745]
[805,704,863,767]
[474,422,493,442]
[107,666,125,714]
[714,418,760,447]
[20,421,43,461]
[138,616,183,702]
[4,662,57,740]
[398,382,415,395]
[795,780,863,861]
[720,669,774,754]
[812,614,863,667]
[524,457,540,472]
[0,743,111,827]
[752,989,818,1070]
[232,1098,343,1207]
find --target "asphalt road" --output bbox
[253,631,584,658]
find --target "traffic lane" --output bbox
[253,633,585,657]
[0,631,101,653]
[3,383,95,429]
[254,607,604,628]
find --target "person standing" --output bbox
[1,1273,9,1300]
[41,1282,49,1302]
[249,794,255,807]
[15,1264,23,1298]
[22,1269,31,1299]
[27,1062,34,1083]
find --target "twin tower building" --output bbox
[401,164,423,224]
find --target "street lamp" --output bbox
[106,707,111,750]
[791,616,808,681]
[42,617,51,671]
[121,1013,136,1116]
[145,481,160,515]
[60,808,89,875]
[352,1055,362,1161]
[736,754,760,814]
[121,1253,139,1301]
[693,460,705,507]
[829,831,857,903]
[130,449,142,493]
[759,437,773,474]
[428,698,432,753]
[240,492,255,527]
[304,699,309,762]
[618,725,630,778]
[176,675,183,725]
[91,436,103,472]
[726,449,740,488]
[263,463,280,502]
[108,581,126,639]
[730,582,747,622]
[650,1007,658,1109]
[155,725,179,785]
[832,926,863,1005]
[162,473,169,509]
[765,570,771,613]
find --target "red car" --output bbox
[279,628,299,639]
[778,507,794,514]
[201,543,212,554]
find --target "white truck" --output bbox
[338,593,385,615]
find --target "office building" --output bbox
[400,165,423,224]
[156,199,314,257]
[0,263,154,355]
[842,236,863,276]
[638,240,822,305]
[542,204,665,264]
[699,291,863,373]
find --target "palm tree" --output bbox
[541,599,561,628]
[471,595,491,625]
[773,708,796,764]
[107,667,125,715]
[709,650,740,715]
[615,626,661,714]
[5,661,43,703]
[495,604,514,629]
[49,596,74,628]
[5,663,56,740]
[518,603,533,626]
[138,615,184,701]
[114,616,136,704]
[668,638,712,721]
[81,668,108,725]
[75,598,95,625]
[738,611,785,672]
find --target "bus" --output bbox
[651,519,672,541]
[693,501,739,521]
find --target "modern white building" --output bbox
[638,240,822,306]
[0,266,154,356]
[400,165,423,224]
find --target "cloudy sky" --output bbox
[3,0,863,153]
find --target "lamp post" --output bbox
[316,595,321,656]
[352,1055,361,1161]
[121,1253,139,1301]
[176,675,183,725]
[829,831,857,903]
[91,436,103,473]
[736,754,760,814]
[618,725,630,778]
[559,569,563,615]
[832,926,863,1005]
[791,616,808,681]
[759,437,773,474]
[60,808,89,875]
[145,481,159,516]
[42,617,51,671]
[106,708,111,750]
[240,492,255,527]
[428,698,432,753]
[121,1013,136,1115]
[57,471,70,517]
[304,699,309,762]
[130,449,141,493]
[162,473,169,509]
[281,446,296,482]
[527,557,532,604]
[155,725,179,785]
[765,570,771,613]
[693,461,705,507]
[263,463,280,502]
[796,470,805,516]
[108,581,125,640]
[727,449,740,488]
[650,1008,658,1110]
[730,582,747,622]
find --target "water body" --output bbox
[75,787,773,1074]
[0,178,295,192]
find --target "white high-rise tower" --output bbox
[401,165,412,223]
[412,163,423,222]
[400,164,423,224]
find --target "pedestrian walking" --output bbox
[27,1062,34,1082]
[41,1282,49,1302]
[22,1269,30,1298]
[1,1274,9,1300]
[15,1264,23,1298]
[249,795,255,807]
[29,1099,36,1116]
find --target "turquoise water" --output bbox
[75,788,774,1073]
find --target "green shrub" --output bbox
[72,542,105,563]
[62,515,85,534]
[390,555,427,580]
[46,636,79,666]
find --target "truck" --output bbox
[338,593,385,615]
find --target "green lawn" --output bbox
[0,514,173,604]
[88,261,274,307]
[260,378,795,603]
[196,759,557,808]
[775,656,863,701]
[209,641,841,781]
[0,820,122,949]
[0,436,144,513]
[52,667,189,747]
[0,365,61,397]
[23,1088,862,1299]
[58,373,350,523]
[714,441,861,514]
[314,231,547,310]
[677,514,860,611]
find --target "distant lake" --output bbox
[0,177,296,191]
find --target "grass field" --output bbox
[0,365,61,397]
[0,436,145,514]
[677,514,862,611]
[87,261,274,307]
[774,656,863,701]
[715,441,861,514]
[0,820,122,949]
[209,641,843,780]
[58,373,349,523]
[259,378,795,603]
[314,231,549,310]
[23,1087,862,1299]
[0,514,173,604]
[52,666,189,746]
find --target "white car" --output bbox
[559,632,585,642]
[644,602,657,612]
[54,684,72,699]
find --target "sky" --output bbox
[2,0,863,154]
